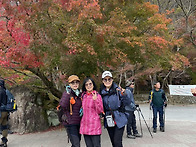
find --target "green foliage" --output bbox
[0,0,190,98]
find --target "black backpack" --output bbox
[1,90,17,112]
[56,105,68,123]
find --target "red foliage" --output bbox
[0,1,43,68]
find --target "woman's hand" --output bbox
[116,87,125,95]
[92,92,97,100]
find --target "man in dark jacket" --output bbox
[149,81,167,133]
[0,80,8,147]
[125,80,141,139]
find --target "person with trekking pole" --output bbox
[125,80,142,139]
[59,75,82,147]
[100,71,131,147]
[149,81,167,133]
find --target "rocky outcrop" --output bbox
[8,86,49,134]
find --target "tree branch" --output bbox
[9,67,39,79]
[25,67,62,98]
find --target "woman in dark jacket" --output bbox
[100,71,131,147]
[59,75,82,147]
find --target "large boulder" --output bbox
[8,86,49,134]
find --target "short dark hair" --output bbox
[153,81,160,85]
[82,78,97,92]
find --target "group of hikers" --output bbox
[0,71,195,147]
[59,71,169,147]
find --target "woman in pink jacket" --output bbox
[80,78,103,147]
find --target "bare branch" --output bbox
[162,70,172,89]
[157,0,162,13]
[175,70,185,78]
[190,29,196,48]
[0,76,17,85]
[175,0,188,18]
[9,67,39,79]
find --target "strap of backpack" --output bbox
[69,92,84,115]
[150,90,153,101]
[70,103,73,115]
[69,94,74,115]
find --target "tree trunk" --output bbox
[26,67,62,98]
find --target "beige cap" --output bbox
[68,75,80,83]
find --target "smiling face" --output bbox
[69,80,80,90]
[129,82,135,89]
[102,76,113,89]
[85,79,94,93]
[154,82,160,89]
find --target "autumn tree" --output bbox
[0,0,190,102]
[146,0,195,86]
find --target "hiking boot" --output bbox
[153,128,157,133]
[160,127,165,132]
[127,134,136,139]
[0,137,7,147]
[0,142,7,147]
[134,133,142,137]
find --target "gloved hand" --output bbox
[135,104,139,108]
[164,103,167,108]
[100,112,105,118]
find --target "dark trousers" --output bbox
[83,135,101,147]
[152,106,164,129]
[65,125,81,147]
[126,111,138,135]
[107,126,125,147]
[0,112,8,143]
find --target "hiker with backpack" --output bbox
[0,80,8,147]
[59,75,82,147]
[80,78,103,147]
[100,71,131,147]
[149,81,167,133]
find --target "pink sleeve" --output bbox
[94,93,103,114]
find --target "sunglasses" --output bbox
[70,81,79,85]
[103,78,113,82]
[85,82,93,87]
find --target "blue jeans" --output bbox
[152,106,164,129]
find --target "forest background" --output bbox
[0,0,195,110]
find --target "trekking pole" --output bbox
[163,105,166,132]
[149,105,152,127]
[137,107,153,138]
[136,107,143,137]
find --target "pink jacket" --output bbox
[80,91,103,135]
